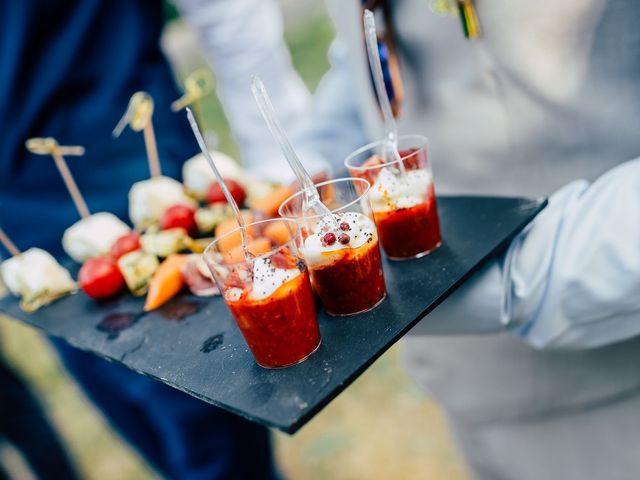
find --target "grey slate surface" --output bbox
[0,196,546,433]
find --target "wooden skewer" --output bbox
[113,92,161,178]
[50,145,91,218]
[171,91,196,113]
[143,120,161,178]
[171,69,214,112]
[0,228,21,257]
[173,93,207,137]
[26,137,90,219]
[58,146,86,156]
[171,69,215,145]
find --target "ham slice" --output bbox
[181,254,219,297]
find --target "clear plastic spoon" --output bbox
[186,108,252,261]
[250,75,338,229]
[363,9,405,172]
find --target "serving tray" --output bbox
[0,196,545,433]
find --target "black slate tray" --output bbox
[0,196,545,433]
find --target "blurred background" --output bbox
[0,1,467,478]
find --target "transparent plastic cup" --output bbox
[204,218,321,368]
[279,177,386,316]
[345,134,442,260]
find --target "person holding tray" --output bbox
[0,0,312,478]
[280,1,640,478]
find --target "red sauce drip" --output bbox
[309,239,386,316]
[374,185,442,259]
[225,271,320,368]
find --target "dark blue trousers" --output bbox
[0,357,80,480]
[52,339,280,480]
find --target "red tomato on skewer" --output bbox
[206,179,246,206]
[160,204,197,235]
[111,232,141,260]
[79,257,126,300]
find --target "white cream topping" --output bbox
[369,167,431,213]
[182,151,244,200]
[248,257,300,301]
[303,212,376,267]
[128,176,195,229]
[225,287,244,302]
[1,248,76,299]
[62,212,130,262]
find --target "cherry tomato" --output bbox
[160,204,197,235]
[111,232,141,260]
[206,179,246,206]
[79,257,125,300]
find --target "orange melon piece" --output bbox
[214,211,255,253]
[254,186,295,218]
[144,254,189,312]
[264,220,293,246]
[224,237,272,264]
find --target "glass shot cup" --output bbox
[345,134,442,260]
[278,178,386,316]
[204,218,321,368]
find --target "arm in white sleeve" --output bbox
[176,0,325,182]
[411,157,640,350]
[289,39,371,175]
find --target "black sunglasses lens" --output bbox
[368,38,396,104]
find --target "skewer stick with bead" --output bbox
[172,69,217,148]
[25,137,90,219]
[113,91,161,178]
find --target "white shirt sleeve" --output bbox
[175,0,327,182]
[506,158,640,349]
[288,40,371,175]
[411,157,640,350]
